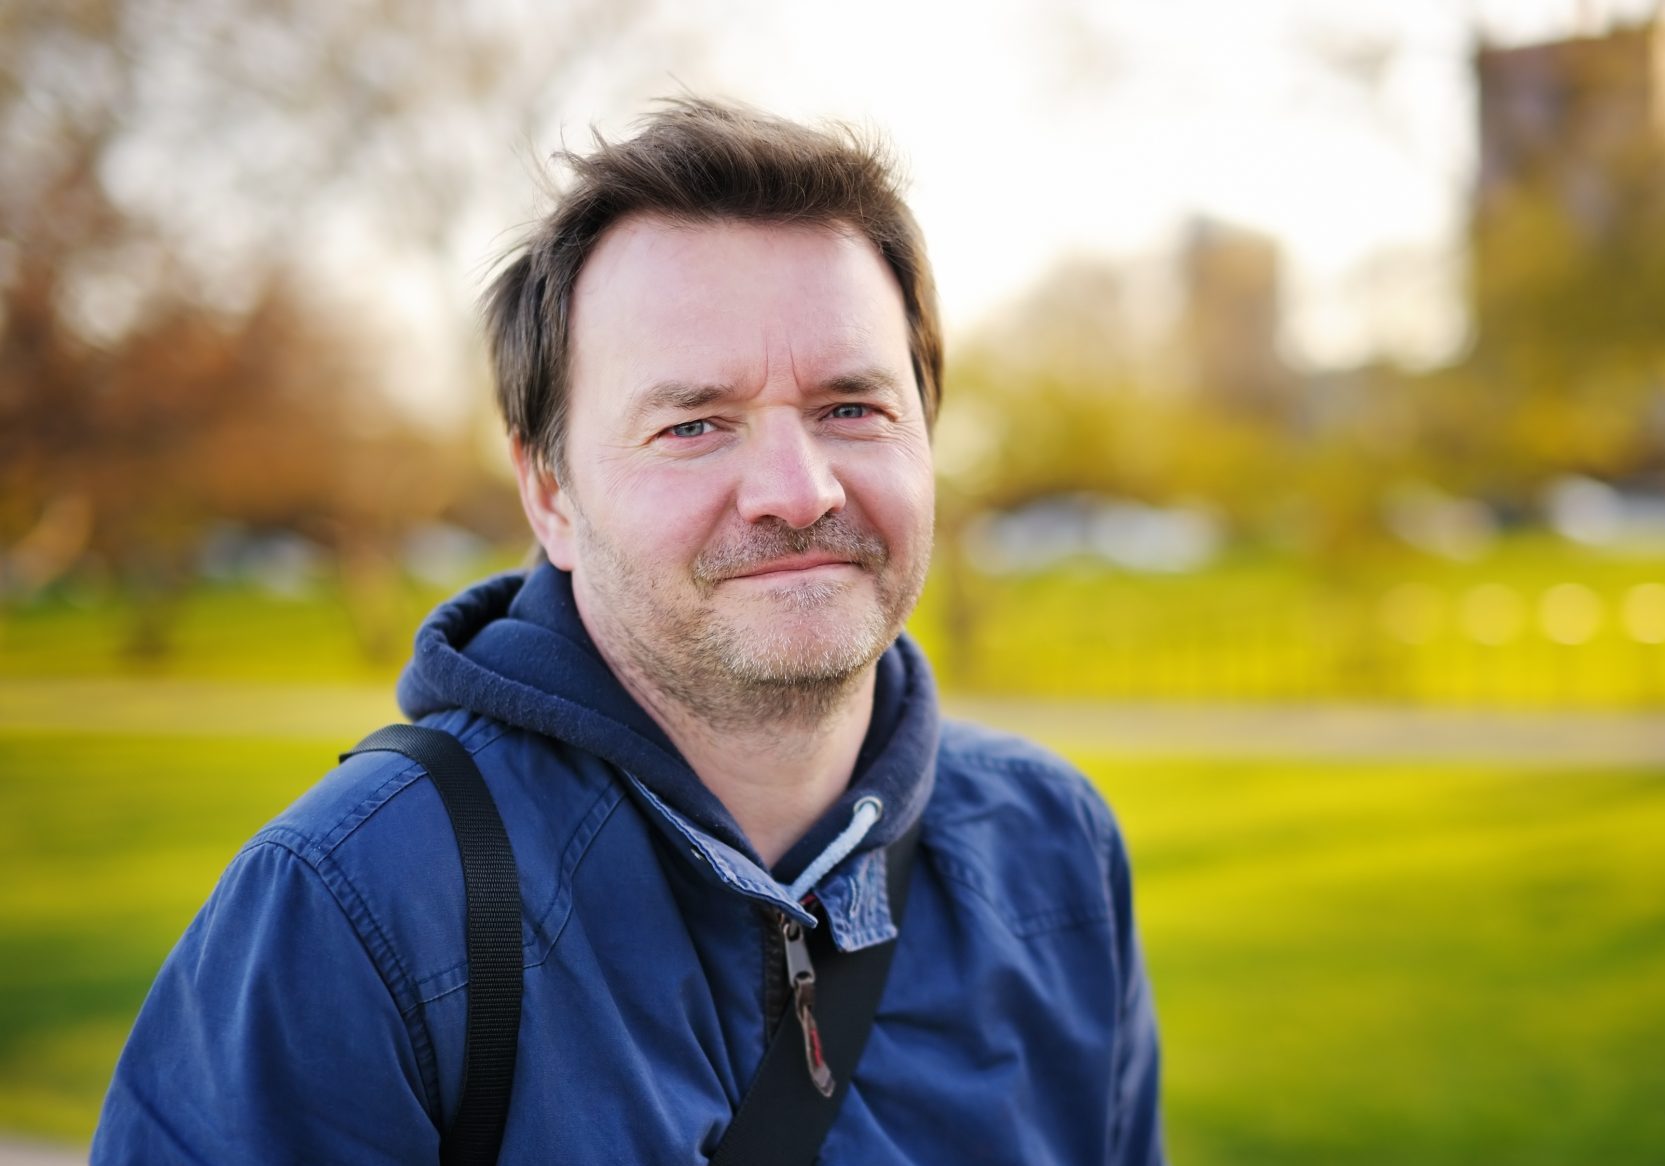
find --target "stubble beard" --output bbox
[575,510,929,731]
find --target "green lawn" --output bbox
[5,534,1663,707]
[1095,755,1665,1164]
[2,729,1661,1161]
[909,536,1665,707]
[0,733,334,1140]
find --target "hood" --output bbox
[397,563,939,881]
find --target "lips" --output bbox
[726,554,855,580]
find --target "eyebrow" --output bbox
[629,381,731,427]
[821,368,904,402]
[628,367,905,426]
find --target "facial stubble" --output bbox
[573,507,930,730]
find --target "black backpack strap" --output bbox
[343,724,523,1166]
[710,819,923,1166]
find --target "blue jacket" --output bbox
[94,566,1164,1163]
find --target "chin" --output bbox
[704,604,894,688]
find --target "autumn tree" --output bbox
[1,0,674,651]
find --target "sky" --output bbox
[718,0,1661,367]
[359,0,1663,421]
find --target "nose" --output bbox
[734,413,846,529]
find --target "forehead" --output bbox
[566,214,912,392]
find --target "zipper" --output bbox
[761,906,788,1036]
[779,911,836,1097]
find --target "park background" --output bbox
[4,0,1665,1161]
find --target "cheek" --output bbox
[589,462,733,560]
[849,450,935,548]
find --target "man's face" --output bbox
[517,215,934,716]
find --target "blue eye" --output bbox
[829,403,871,420]
[666,420,713,438]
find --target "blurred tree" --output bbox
[941,257,1299,527]
[0,0,670,652]
[934,257,1309,681]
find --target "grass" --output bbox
[0,578,440,684]
[1094,755,1665,1164]
[2,727,1661,1161]
[908,535,1665,707]
[0,733,334,1141]
[8,534,1660,707]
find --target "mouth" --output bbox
[692,516,888,592]
[724,554,859,582]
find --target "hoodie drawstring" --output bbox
[785,795,883,903]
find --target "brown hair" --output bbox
[481,97,943,480]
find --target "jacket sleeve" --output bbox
[91,837,440,1165]
[1104,817,1166,1166]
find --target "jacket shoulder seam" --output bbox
[409,762,630,1006]
[234,831,444,1118]
[929,844,1114,938]
[938,743,1092,789]
[307,718,512,862]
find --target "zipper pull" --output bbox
[781,915,836,1098]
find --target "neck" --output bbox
[570,571,882,867]
[610,657,875,866]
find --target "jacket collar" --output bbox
[398,563,938,949]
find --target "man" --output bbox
[94,98,1164,1163]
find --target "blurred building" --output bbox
[1468,16,1665,482]
[1178,218,1292,419]
[1474,17,1665,243]
[1471,15,1665,342]
[992,257,1139,387]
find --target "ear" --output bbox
[511,437,578,571]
